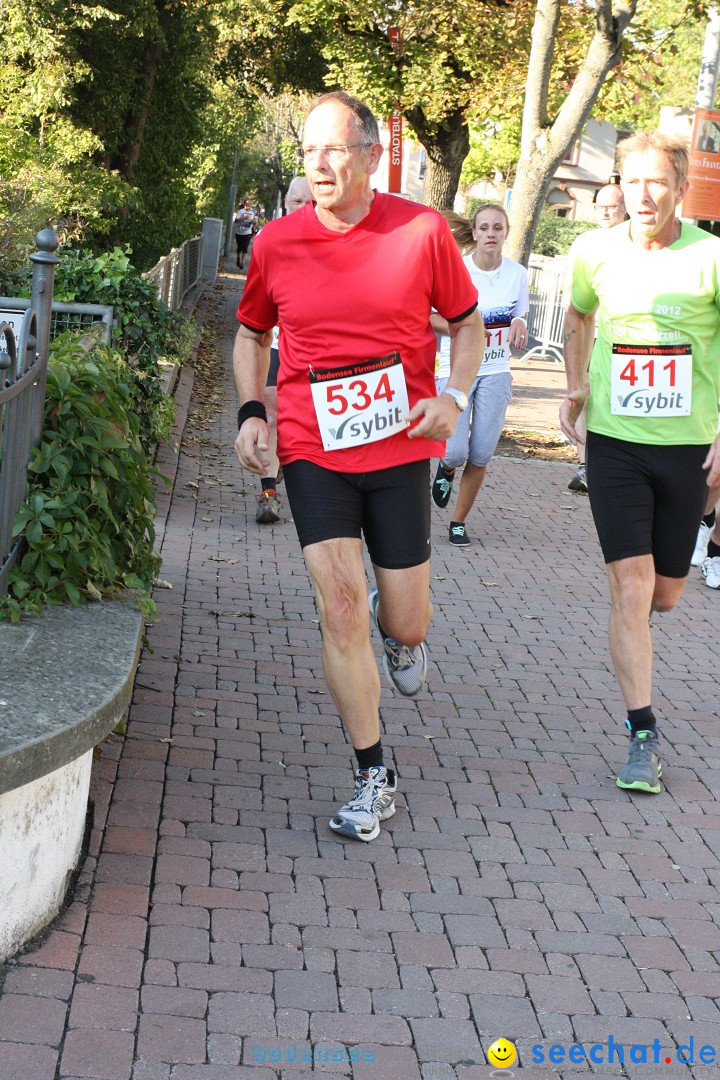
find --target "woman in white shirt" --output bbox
[432,204,529,546]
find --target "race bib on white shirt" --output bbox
[484,321,510,366]
[611,344,692,417]
[310,353,410,451]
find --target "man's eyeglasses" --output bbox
[299,144,372,163]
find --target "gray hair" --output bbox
[305,90,379,146]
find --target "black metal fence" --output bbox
[0,230,60,596]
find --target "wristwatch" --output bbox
[443,387,469,412]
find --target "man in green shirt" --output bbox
[560,131,720,794]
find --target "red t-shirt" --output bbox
[237,192,478,472]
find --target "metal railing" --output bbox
[520,259,567,366]
[0,299,114,347]
[145,235,203,310]
[0,230,60,596]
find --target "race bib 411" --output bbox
[310,353,410,451]
[611,344,692,417]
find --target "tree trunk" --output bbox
[405,106,470,210]
[508,0,638,264]
[115,3,172,184]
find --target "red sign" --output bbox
[388,110,403,193]
[683,107,720,220]
[387,28,403,194]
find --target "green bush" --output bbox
[0,340,163,623]
[531,212,595,257]
[14,245,194,444]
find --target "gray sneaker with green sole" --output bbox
[616,729,662,794]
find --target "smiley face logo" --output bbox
[487,1038,517,1068]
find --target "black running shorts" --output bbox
[586,431,711,578]
[266,348,280,388]
[282,459,431,569]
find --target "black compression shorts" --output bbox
[586,431,711,578]
[266,348,280,388]
[282,459,431,569]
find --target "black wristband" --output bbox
[237,401,267,429]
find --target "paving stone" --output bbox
[207,992,277,1037]
[60,1028,135,1079]
[68,984,139,1031]
[136,1015,207,1064]
[141,986,208,1018]
[274,970,338,1010]
[524,975,594,1015]
[409,1018,483,1063]
[0,990,67,1046]
[0,1042,58,1080]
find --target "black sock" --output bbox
[626,706,656,735]
[708,540,720,559]
[703,510,716,529]
[261,477,277,492]
[355,740,384,771]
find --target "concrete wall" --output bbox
[0,752,92,961]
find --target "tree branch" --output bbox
[521,0,561,153]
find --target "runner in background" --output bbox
[233,198,258,270]
[567,182,627,494]
[431,205,528,546]
[254,175,312,525]
[561,132,720,795]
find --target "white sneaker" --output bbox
[701,555,720,589]
[691,521,712,567]
[329,766,397,842]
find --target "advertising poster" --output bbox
[682,107,720,220]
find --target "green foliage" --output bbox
[532,213,595,257]
[597,1,706,129]
[0,341,162,623]
[461,120,522,190]
[48,246,194,443]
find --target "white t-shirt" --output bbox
[437,254,528,379]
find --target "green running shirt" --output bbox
[569,221,720,445]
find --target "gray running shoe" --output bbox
[369,588,428,696]
[432,461,455,508]
[256,489,281,524]
[329,766,397,842]
[616,729,662,794]
[568,465,588,493]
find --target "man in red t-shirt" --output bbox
[234,90,482,842]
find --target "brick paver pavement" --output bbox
[2,262,720,1079]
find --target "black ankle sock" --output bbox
[708,540,720,559]
[261,477,277,492]
[355,740,384,771]
[626,706,656,735]
[703,510,716,529]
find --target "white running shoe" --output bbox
[691,521,712,567]
[701,555,720,590]
[329,766,397,842]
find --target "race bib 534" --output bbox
[309,353,410,451]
